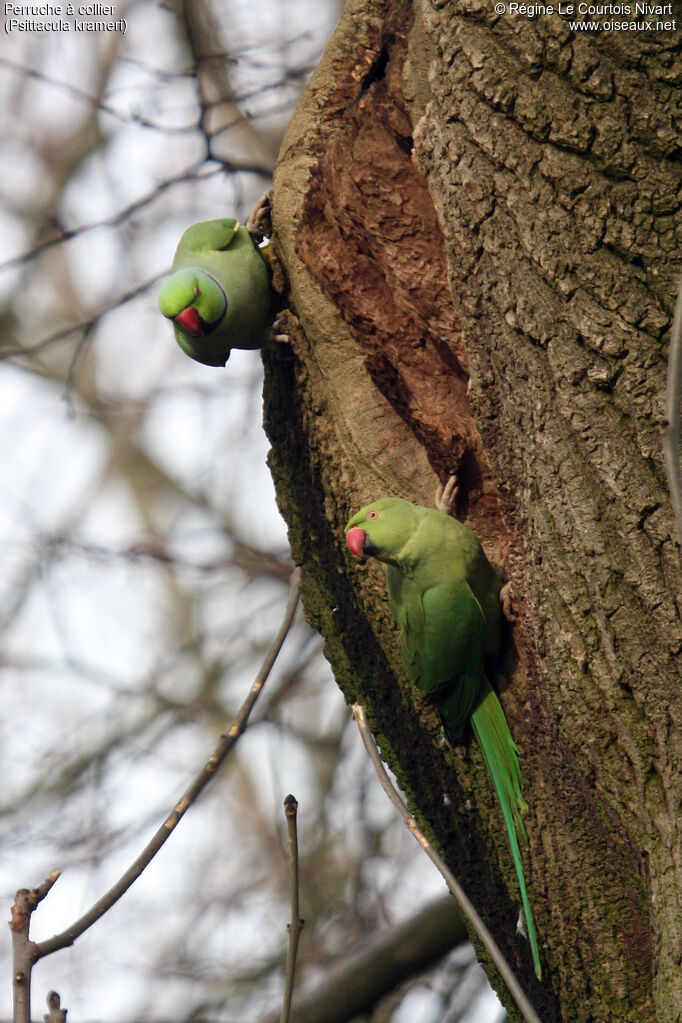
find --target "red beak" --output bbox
[175,307,204,336]
[346,527,367,558]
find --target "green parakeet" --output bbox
[158,217,272,367]
[345,493,542,980]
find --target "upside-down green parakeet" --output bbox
[158,216,272,367]
[345,492,542,980]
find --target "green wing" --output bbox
[388,572,486,739]
[177,219,241,256]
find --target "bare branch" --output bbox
[351,704,542,1023]
[6,897,467,1023]
[10,872,61,1023]
[280,794,304,1023]
[30,568,300,960]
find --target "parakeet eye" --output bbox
[367,510,379,520]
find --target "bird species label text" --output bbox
[4,2,127,31]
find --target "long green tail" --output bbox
[470,679,542,980]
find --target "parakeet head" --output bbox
[345,498,418,563]
[158,269,228,366]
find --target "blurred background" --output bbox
[0,1,502,1019]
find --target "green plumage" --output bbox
[158,218,272,367]
[345,496,541,980]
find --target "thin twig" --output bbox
[662,276,682,543]
[43,990,67,1023]
[31,568,300,960]
[351,704,542,1023]
[280,794,304,1023]
[10,871,61,1023]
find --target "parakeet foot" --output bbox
[270,314,289,344]
[435,474,459,516]
[437,728,452,751]
[500,581,517,623]
[247,193,272,242]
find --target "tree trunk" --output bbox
[264,1,682,1019]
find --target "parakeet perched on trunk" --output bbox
[345,490,542,980]
[158,205,272,367]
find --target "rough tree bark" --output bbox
[264,2,682,1020]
